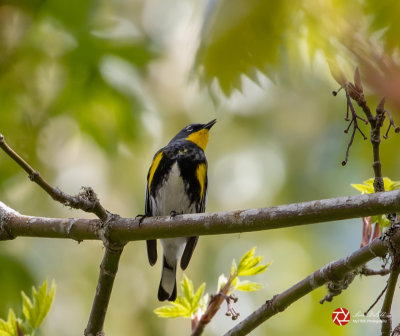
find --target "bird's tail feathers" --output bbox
[158,256,177,301]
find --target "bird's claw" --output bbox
[136,214,147,227]
[170,210,183,219]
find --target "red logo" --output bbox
[332,307,350,326]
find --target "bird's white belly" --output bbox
[150,162,195,216]
[160,237,187,267]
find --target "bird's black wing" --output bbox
[180,158,207,270]
[145,184,158,266]
[145,149,165,266]
[180,236,198,270]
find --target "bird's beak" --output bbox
[203,119,217,130]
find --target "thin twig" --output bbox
[84,245,124,336]
[360,266,390,276]
[383,110,400,139]
[364,283,388,316]
[341,87,368,166]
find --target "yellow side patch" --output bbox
[148,151,163,190]
[186,129,209,151]
[196,163,207,199]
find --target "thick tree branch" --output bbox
[380,231,400,336]
[224,228,400,336]
[0,190,400,242]
[85,245,124,336]
[381,264,400,336]
[84,213,125,336]
[370,97,385,192]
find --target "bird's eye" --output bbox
[186,126,193,132]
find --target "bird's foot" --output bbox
[170,210,183,219]
[136,214,148,227]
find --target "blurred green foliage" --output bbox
[197,0,400,95]
[0,0,400,335]
[0,0,156,174]
[197,0,299,94]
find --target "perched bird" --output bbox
[143,119,216,301]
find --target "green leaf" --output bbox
[351,183,374,194]
[154,276,206,319]
[236,247,271,277]
[372,214,391,228]
[22,279,56,329]
[352,178,399,228]
[351,177,400,194]
[199,293,209,313]
[192,283,206,310]
[230,259,237,276]
[0,309,20,336]
[242,256,263,271]
[154,301,191,319]
[231,276,238,290]
[217,274,228,291]
[237,247,256,274]
[181,275,194,305]
[176,296,192,312]
[392,182,400,190]
[235,280,264,292]
[385,178,400,191]
[238,264,270,276]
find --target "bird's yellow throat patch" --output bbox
[186,129,209,151]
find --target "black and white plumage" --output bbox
[144,120,216,301]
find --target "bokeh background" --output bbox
[1,0,400,335]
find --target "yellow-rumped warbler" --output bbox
[142,119,216,301]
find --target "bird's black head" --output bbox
[169,119,216,150]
